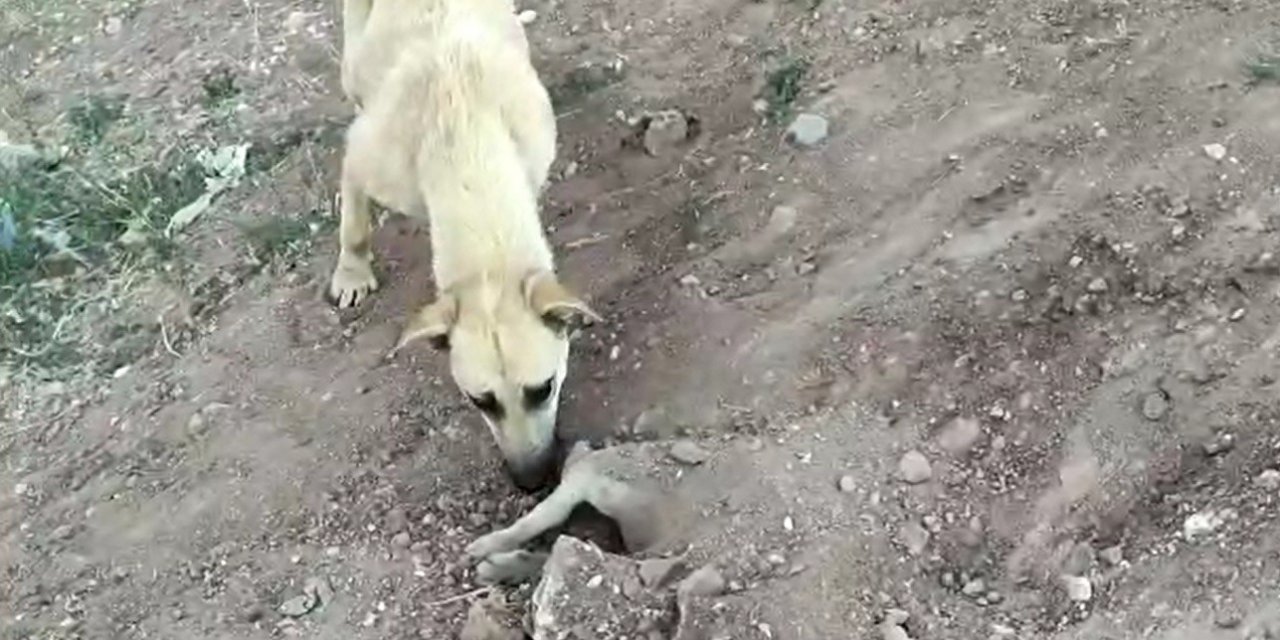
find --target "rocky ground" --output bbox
[4,0,1280,638]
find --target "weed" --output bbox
[67,94,125,145]
[761,56,809,123]
[1245,35,1280,84]
[202,66,240,109]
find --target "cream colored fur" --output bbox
[332,0,596,488]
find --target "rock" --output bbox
[1183,510,1225,541]
[461,591,524,640]
[532,537,673,639]
[677,565,726,599]
[897,450,933,484]
[391,532,411,549]
[1086,277,1109,293]
[937,417,982,455]
[1255,469,1280,490]
[1202,432,1235,456]
[0,140,47,172]
[516,9,538,24]
[385,507,409,533]
[1203,143,1227,161]
[883,609,910,626]
[1141,391,1169,421]
[279,593,316,618]
[897,520,930,556]
[1061,542,1095,576]
[764,205,798,237]
[668,440,709,465]
[642,110,693,156]
[104,16,124,35]
[1099,545,1124,566]
[837,474,857,493]
[638,557,683,588]
[879,623,913,640]
[785,113,829,147]
[1061,575,1093,602]
[962,578,987,598]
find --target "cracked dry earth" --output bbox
[5,0,1280,638]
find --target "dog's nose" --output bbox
[505,448,557,492]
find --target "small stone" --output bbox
[104,16,123,35]
[669,440,709,465]
[1086,277,1109,293]
[764,205,799,237]
[937,417,982,455]
[985,590,1004,604]
[785,113,830,147]
[883,609,910,626]
[1099,545,1124,566]
[837,475,857,493]
[50,524,75,541]
[638,557,683,588]
[898,521,930,556]
[1229,308,1246,322]
[962,578,987,597]
[897,450,933,484]
[1255,469,1280,490]
[1061,575,1093,602]
[677,565,726,598]
[642,109,692,156]
[678,274,702,288]
[1141,391,1169,421]
[384,507,409,534]
[279,594,315,618]
[1203,143,1227,161]
[879,624,912,640]
[391,532,411,549]
[1202,432,1235,456]
[1214,607,1243,629]
[1183,510,1224,541]
[1011,289,1029,302]
[516,9,537,24]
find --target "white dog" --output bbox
[332,0,598,489]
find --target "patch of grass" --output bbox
[548,62,625,109]
[66,94,125,145]
[0,153,206,374]
[1246,54,1280,84]
[761,56,810,123]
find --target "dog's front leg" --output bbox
[465,477,587,559]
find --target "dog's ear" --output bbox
[395,295,457,353]
[523,271,601,330]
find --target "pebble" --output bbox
[516,9,537,24]
[1086,277,1109,293]
[1203,143,1227,161]
[642,109,692,156]
[1099,545,1124,566]
[879,624,913,640]
[898,521,930,556]
[104,16,124,35]
[837,475,857,493]
[1141,391,1169,421]
[962,578,987,597]
[668,440,710,465]
[1255,469,1280,490]
[638,557,683,588]
[883,609,910,626]
[1061,575,1093,602]
[391,532,411,549]
[678,565,727,598]
[937,417,982,455]
[785,113,830,147]
[1183,510,1225,541]
[897,450,933,484]
[279,594,315,618]
[1202,432,1235,456]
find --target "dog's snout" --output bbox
[505,445,557,492]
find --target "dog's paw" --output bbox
[329,259,378,308]
[465,530,520,559]
[476,550,548,585]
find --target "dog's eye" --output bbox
[523,377,555,408]
[467,392,503,419]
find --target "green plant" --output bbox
[761,56,809,123]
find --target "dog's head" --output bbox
[397,270,598,490]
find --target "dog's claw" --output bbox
[329,260,378,308]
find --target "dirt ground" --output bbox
[4,0,1280,638]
